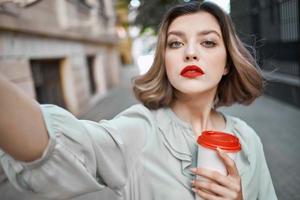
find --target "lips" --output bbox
[180,65,205,78]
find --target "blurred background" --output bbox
[0,0,299,199]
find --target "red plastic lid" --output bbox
[197,131,241,152]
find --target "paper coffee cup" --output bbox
[195,131,241,199]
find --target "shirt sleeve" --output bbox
[256,139,278,200]
[0,104,153,199]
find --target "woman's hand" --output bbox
[191,148,243,200]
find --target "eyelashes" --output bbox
[167,40,217,49]
[167,41,183,48]
[201,40,217,48]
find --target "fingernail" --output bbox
[217,147,224,153]
[191,180,195,185]
[190,168,197,173]
[191,188,197,193]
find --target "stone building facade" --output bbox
[0,0,121,115]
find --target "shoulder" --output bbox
[225,115,266,178]
[225,115,263,155]
[115,104,152,116]
[114,104,155,123]
[99,104,157,133]
[227,115,261,142]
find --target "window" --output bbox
[86,55,97,95]
[30,59,66,108]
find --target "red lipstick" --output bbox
[180,65,204,78]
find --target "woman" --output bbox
[0,1,277,200]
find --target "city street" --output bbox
[1,65,299,199]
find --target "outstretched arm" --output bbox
[0,74,49,162]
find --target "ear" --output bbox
[223,65,229,76]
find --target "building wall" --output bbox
[231,0,300,107]
[0,0,121,115]
[0,58,35,98]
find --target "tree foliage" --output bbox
[121,0,200,34]
[135,0,183,33]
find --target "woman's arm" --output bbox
[0,74,49,162]
[0,95,150,198]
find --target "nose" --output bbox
[184,44,199,62]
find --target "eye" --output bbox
[168,41,184,49]
[201,40,216,48]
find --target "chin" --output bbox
[175,86,217,97]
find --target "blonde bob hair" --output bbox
[133,1,263,109]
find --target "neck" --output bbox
[170,89,219,136]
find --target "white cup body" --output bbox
[197,145,237,176]
[195,145,238,200]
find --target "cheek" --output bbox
[209,49,227,74]
[164,51,177,76]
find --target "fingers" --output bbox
[191,168,239,191]
[192,180,239,199]
[191,148,243,199]
[216,148,239,176]
[192,188,223,200]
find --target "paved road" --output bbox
[1,65,299,199]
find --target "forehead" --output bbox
[167,11,222,35]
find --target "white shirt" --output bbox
[0,104,277,200]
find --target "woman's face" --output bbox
[165,11,228,97]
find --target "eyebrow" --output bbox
[167,30,221,38]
